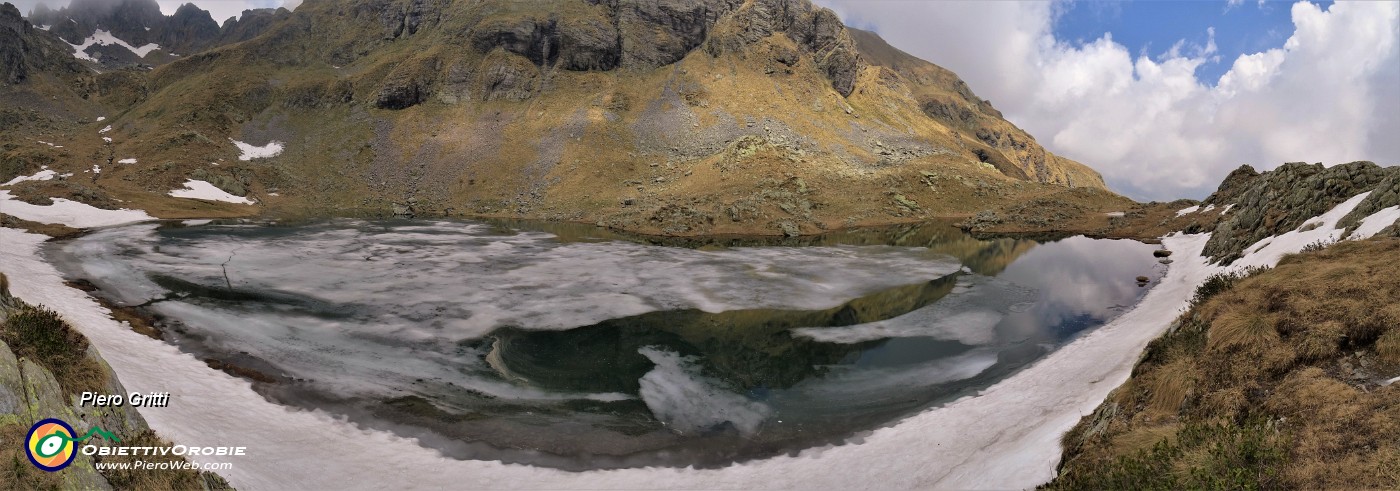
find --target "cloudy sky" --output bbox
[819,0,1400,200]
[12,0,1399,200]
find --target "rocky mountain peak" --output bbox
[24,0,280,68]
[2,1,85,85]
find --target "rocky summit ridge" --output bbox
[25,0,286,69]
[2,0,1111,237]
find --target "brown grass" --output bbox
[95,429,233,491]
[1047,237,1400,489]
[0,422,64,491]
[1146,358,1195,416]
[1378,330,1400,365]
[1207,308,1278,353]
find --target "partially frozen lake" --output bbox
[46,219,1162,470]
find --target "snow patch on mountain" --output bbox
[2,167,56,186]
[67,29,161,61]
[231,139,284,160]
[168,179,254,204]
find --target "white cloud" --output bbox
[819,1,1400,200]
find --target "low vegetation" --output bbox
[97,429,232,491]
[1046,237,1400,490]
[1,304,107,396]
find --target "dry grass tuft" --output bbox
[0,422,64,490]
[1146,358,1195,416]
[1296,320,1344,362]
[1207,308,1278,353]
[1,305,108,396]
[1198,387,1247,421]
[1378,330,1400,365]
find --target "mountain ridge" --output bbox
[2,0,1116,237]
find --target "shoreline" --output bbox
[0,222,1197,489]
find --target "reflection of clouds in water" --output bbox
[791,275,1037,345]
[775,350,998,412]
[997,236,1158,333]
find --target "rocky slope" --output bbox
[1200,161,1399,263]
[2,0,1112,237]
[955,160,1400,244]
[0,2,85,85]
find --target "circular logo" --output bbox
[25,419,77,472]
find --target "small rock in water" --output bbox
[1153,249,1173,257]
[1135,275,1150,283]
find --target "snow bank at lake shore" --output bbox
[0,191,1394,490]
[0,190,153,228]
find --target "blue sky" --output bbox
[1051,0,1331,85]
[822,0,1397,200]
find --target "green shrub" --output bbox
[1,306,107,395]
[1190,266,1269,308]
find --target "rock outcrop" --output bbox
[1203,161,1400,263]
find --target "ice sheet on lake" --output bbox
[57,222,964,338]
[7,225,1190,490]
[638,347,772,435]
[4,193,1382,490]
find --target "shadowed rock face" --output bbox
[458,0,862,96]
[1203,164,1263,206]
[23,0,283,67]
[1202,161,1400,264]
[1,3,29,84]
[1,2,86,85]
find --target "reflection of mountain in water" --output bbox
[488,273,962,394]
[488,218,1039,276]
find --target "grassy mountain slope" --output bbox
[1047,238,1400,489]
[4,0,1120,236]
